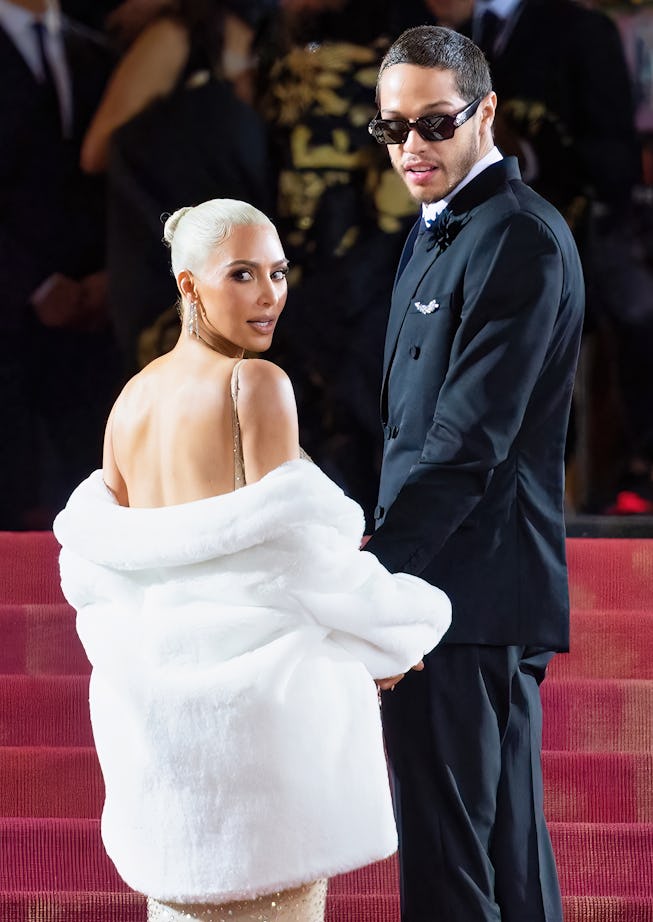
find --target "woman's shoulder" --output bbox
[237,357,295,404]
[235,358,297,424]
[131,14,189,49]
[237,357,292,389]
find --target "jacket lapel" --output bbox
[382,228,438,377]
[380,157,522,405]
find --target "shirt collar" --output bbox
[0,0,61,36]
[422,145,503,226]
[473,0,522,21]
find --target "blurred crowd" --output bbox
[1,0,652,529]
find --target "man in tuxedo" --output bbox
[364,26,584,921]
[0,0,119,528]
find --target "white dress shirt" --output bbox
[422,145,503,226]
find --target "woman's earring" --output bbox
[187,300,199,338]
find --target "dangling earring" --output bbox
[187,300,199,338]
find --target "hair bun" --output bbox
[162,206,193,246]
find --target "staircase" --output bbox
[1,533,652,921]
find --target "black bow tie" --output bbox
[419,209,470,252]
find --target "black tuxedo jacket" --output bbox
[365,158,584,649]
[0,20,113,328]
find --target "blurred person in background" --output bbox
[0,0,120,529]
[79,0,277,376]
[260,0,418,527]
[473,0,653,514]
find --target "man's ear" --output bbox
[481,91,497,134]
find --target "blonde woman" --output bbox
[54,199,451,922]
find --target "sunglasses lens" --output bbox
[371,120,408,144]
[418,115,455,141]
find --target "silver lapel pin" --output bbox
[414,299,440,315]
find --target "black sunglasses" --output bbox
[368,96,483,145]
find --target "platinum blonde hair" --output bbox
[163,199,275,280]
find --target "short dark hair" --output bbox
[377,26,492,104]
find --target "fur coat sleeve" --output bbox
[53,459,450,903]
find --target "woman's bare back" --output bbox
[103,343,300,508]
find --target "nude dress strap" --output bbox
[230,359,247,490]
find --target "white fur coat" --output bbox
[54,460,451,903]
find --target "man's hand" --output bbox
[31,271,109,331]
[31,274,83,328]
[376,673,405,692]
[376,659,424,692]
[78,270,110,331]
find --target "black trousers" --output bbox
[382,644,563,922]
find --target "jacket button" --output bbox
[391,426,399,438]
[374,505,385,520]
[409,345,421,359]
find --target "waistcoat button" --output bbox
[409,345,421,359]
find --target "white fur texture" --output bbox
[54,460,450,902]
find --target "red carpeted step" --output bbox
[561,896,653,922]
[0,532,64,605]
[4,674,651,754]
[327,894,653,922]
[0,748,103,819]
[543,752,653,824]
[332,825,653,899]
[4,892,648,922]
[0,891,146,922]
[550,610,653,680]
[567,538,653,611]
[329,893,653,922]
[551,823,653,897]
[0,603,89,675]
[0,534,651,922]
[4,601,651,682]
[326,893,399,921]
[1,602,650,681]
[0,818,128,891]
[0,676,93,747]
[1,814,653,912]
[9,747,652,826]
[330,856,398,895]
[3,534,652,611]
[542,679,653,751]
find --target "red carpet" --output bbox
[1,533,652,921]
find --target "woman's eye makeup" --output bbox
[229,265,289,282]
[231,268,254,281]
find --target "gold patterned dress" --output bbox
[146,880,328,922]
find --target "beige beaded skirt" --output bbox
[147,879,327,922]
